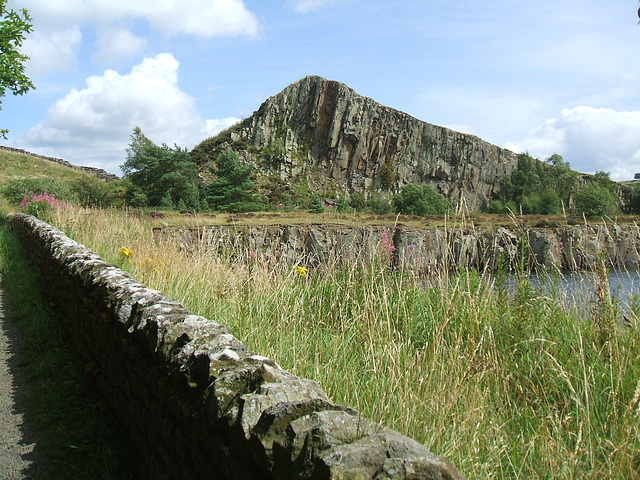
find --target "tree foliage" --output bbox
[492,153,621,216]
[574,183,617,217]
[205,149,264,212]
[392,183,450,216]
[121,127,198,208]
[0,0,35,139]
[493,153,580,214]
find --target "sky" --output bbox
[1,0,639,181]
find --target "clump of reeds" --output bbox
[46,206,640,479]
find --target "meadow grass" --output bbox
[0,214,134,479]
[45,205,640,479]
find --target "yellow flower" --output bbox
[295,265,308,277]
[119,246,134,258]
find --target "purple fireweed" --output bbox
[20,190,68,211]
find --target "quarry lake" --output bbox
[507,270,640,314]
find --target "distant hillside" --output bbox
[0,146,118,182]
[192,75,521,211]
[0,146,122,211]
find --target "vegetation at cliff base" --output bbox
[392,183,450,215]
[489,153,621,217]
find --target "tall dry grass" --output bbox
[46,206,640,479]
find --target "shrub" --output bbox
[392,183,450,216]
[574,183,617,217]
[366,194,392,214]
[336,195,350,213]
[308,193,324,213]
[69,176,109,207]
[3,177,71,205]
[20,190,67,218]
[349,192,366,211]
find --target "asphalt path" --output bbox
[0,291,42,479]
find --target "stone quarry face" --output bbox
[223,75,520,211]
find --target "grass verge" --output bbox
[0,215,134,479]
[41,206,640,478]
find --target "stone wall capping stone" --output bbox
[8,212,466,480]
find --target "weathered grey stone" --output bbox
[312,433,466,480]
[273,410,389,478]
[164,221,640,274]
[238,379,331,440]
[205,360,293,427]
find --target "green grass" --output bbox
[43,205,640,479]
[0,214,134,479]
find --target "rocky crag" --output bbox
[193,76,520,211]
[169,221,640,274]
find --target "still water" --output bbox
[511,270,640,314]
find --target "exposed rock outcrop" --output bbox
[195,76,520,211]
[169,221,640,274]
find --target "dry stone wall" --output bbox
[8,213,465,480]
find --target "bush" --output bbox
[3,177,71,205]
[19,190,68,218]
[574,183,617,217]
[349,192,366,211]
[336,195,351,213]
[486,199,508,214]
[392,183,450,216]
[69,176,109,207]
[308,193,324,213]
[366,194,392,214]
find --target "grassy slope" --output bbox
[0,149,94,212]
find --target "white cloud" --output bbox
[23,27,82,76]
[287,0,348,13]
[513,106,640,181]
[20,0,260,37]
[17,0,260,73]
[92,28,147,64]
[205,118,241,136]
[17,54,238,174]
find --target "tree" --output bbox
[308,193,324,213]
[0,0,35,139]
[392,183,450,216]
[205,149,264,212]
[492,153,579,214]
[121,127,199,208]
[545,154,579,206]
[574,183,617,217]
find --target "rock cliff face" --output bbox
[213,76,519,211]
[170,222,640,274]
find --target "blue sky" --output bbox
[2,0,640,180]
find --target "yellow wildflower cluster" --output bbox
[295,265,308,277]
[119,247,134,262]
